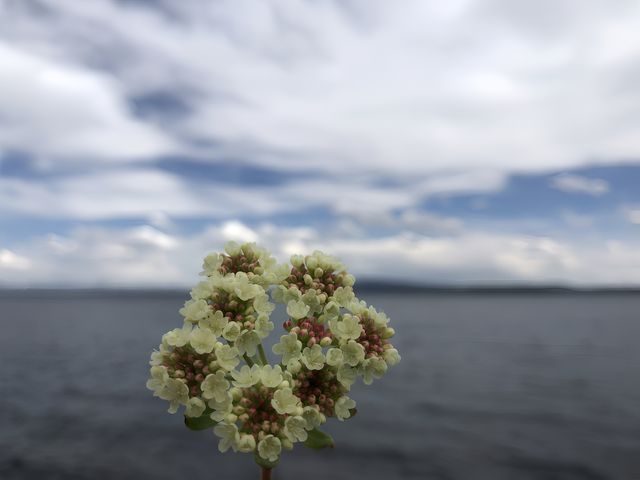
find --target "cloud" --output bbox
[1,0,640,177]
[1,1,640,287]
[626,208,640,225]
[0,249,31,271]
[550,173,609,196]
[3,220,640,287]
[0,41,175,163]
[0,167,428,221]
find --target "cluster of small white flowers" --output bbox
[271,252,400,422]
[200,241,290,288]
[147,243,400,466]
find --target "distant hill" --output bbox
[0,284,639,298]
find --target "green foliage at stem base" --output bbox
[304,428,335,449]
[254,451,279,469]
[184,412,218,431]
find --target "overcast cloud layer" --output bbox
[1,0,639,287]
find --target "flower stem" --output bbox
[261,467,272,480]
[243,353,254,367]
[257,344,268,365]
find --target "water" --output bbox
[1,291,639,480]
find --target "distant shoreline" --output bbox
[0,282,639,298]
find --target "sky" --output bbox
[0,0,639,287]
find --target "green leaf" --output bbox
[304,428,335,449]
[184,413,217,431]
[254,451,279,469]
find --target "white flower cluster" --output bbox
[147,243,400,466]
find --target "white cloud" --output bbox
[0,168,426,221]
[626,208,640,225]
[129,225,177,250]
[221,221,258,243]
[0,249,31,270]
[416,170,507,197]
[1,1,640,287]
[0,41,176,162]
[550,173,609,196]
[3,221,640,287]
[1,0,640,178]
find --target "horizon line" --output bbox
[1,281,639,296]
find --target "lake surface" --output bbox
[1,290,639,479]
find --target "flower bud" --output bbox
[287,361,301,374]
[306,257,318,270]
[320,336,332,347]
[381,327,395,339]
[237,433,256,453]
[230,387,242,401]
[290,255,304,268]
[233,405,245,415]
